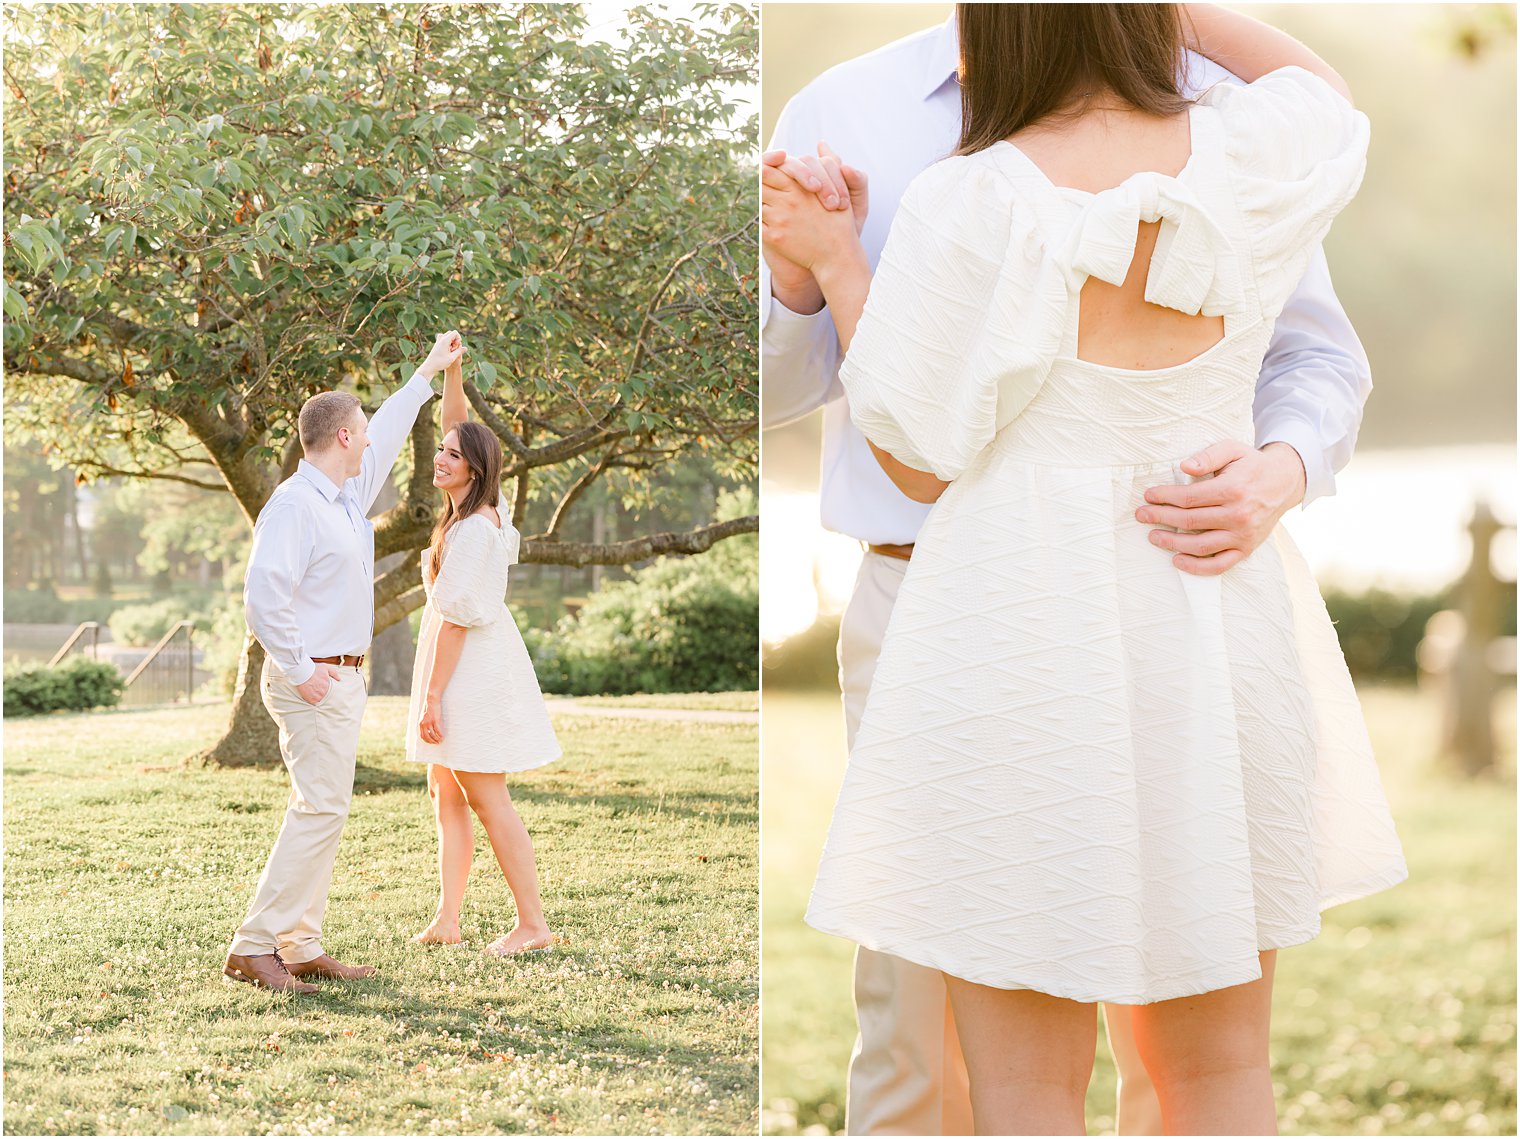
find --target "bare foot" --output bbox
[410,920,462,946]
[484,925,559,957]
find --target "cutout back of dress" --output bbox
[1009,108,1226,370]
[1076,222,1226,369]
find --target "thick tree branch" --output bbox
[375,584,426,633]
[4,349,117,386]
[374,549,422,609]
[72,459,229,492]
[521,516,756,567]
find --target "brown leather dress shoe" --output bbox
[223,951,318,993]
[285,952,376,980]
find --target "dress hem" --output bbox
[805,862,1409,1005]
[404,749,562,774]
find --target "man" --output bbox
[761,14,1372,1136]
[223,330,465,993]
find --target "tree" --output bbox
[3,3,758,765]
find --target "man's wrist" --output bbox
[285,658,317,687]
[768,268,825,316]
[1259,441,1307,508]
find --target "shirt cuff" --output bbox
[404,369,436,398]
[763,292,834,347]
[282,657,317,687]
[1257,420,1332,509]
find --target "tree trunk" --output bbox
[366,475,417,696]
[194,631,281,768]
[368,552,415,695]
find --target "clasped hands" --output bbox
[760,143,1305,576]
[419,329,467,380]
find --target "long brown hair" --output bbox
[955,4,1193,156]
[428,420,503,580]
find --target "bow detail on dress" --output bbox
[1062,172,1243,318]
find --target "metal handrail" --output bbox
[124,620,195,689]
[47,621,102,667]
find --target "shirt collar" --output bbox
[921,13,960,101]
[296,458,344,502]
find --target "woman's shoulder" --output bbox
[888,150,1042,275]
[900,149,1019,217]
[462,506,504,530]
[1198,67,1366,173]
[435,510,503,553]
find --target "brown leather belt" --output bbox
[867,542,915,562]
[311,654,365,667]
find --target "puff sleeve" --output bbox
[1203,66,1370,319]
[431,518,503,628]
[839,156,1065,482]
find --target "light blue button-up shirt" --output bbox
[761,16,1373,544]
[244,370,435,685]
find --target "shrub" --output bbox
[536,544,758,696]
[526,488,758,696]
[3,657,125,717]
[1323,588,1447,680]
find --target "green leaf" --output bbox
[3,283,29,321]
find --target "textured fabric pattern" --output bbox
[406,514,561,774]
[808,68,1406,1004]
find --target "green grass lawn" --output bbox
[762,683,1517,1136]
[568,693,758,714]
[4,695,758,1136]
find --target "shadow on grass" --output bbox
[203,963,756,1092]
[350,763,756,826]
[352,762,428,793]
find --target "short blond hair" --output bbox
[297,391,362,452]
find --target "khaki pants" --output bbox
[837,553,1162,1136]
[228,660,367,965]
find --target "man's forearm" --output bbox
[244,596,312,685]
[356,370,435,512]
[1253,248,1371,506]
[760,261,844,429]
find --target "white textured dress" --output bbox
[805,69,1408,1005]
[405,513,561,774]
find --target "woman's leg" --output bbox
[944,976,1097,1135]
[450,770,553,952]
[1127,950,1278,1135]
[412,764,473,943]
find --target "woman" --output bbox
[406,351,563,956]
[767,5,1406,1134]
